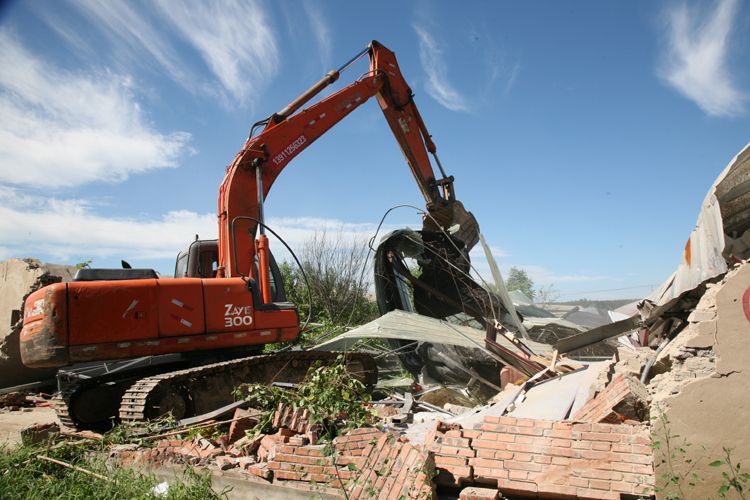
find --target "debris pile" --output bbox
[6,252,748,499]
[6,143,750,499]
[109,405,435,499]
[0,391,40,412]
[97,377,655,499]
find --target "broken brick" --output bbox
[573,374,650,423]
[227,407,260,444]
[246,463,272,480]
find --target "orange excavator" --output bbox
[19,41,479,430]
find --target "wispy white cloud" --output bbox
[31,4,97,61]
[413,24,470,112]
[0,184,605,293]
[659,0,746,117]
[503,63,521,95]
[0,187,214,261]
[0,188,400,267]
[478,27,520,98]
[0,30,191,188]
[302,0,332,70]
[60,0,280,107]
[65,0,196,90]
[154,0,279,106]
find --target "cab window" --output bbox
[174,252,188,278]
[198,249,218,278]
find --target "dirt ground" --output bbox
[0,407,58,447]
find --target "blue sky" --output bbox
[0,0,748,301]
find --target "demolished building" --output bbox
[3,142,750,500]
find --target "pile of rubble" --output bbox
[4,258,748,499]
[98,382,654,499]
[0,391,46,413]
[85,260,746,499]
[5,143,749,498]
[111,403,435,498]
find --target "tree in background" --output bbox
[280,231,377,332]
[506,266,535,299]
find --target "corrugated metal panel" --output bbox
[650,141,750,305]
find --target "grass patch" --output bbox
[0,440,225,499]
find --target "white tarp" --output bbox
[314,309,553,356]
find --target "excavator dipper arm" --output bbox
[217,40,478,281]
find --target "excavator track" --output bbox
[55,351,376,431]
[118,351,377,428]
[52,357,200,431]
[51,388,77,430]
[53,374,144,432]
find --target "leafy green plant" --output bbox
[235,355,373,441]
[710,447,749,499]
[295,357,373,439]
[232,383,291,436]
[652,410,705,499]
[653,409,750,500]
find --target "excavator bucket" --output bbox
[424,199,480,251]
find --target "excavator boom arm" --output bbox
[218,40,477,279]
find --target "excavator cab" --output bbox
[174,239,286,302]
[174,239,219,279]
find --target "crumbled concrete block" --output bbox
[287,434,309,447]
[246,463,271,480]
[686,329,716,347]
[226,433,264,456]
[614,347,652,379]
[444,403,471,415]
[0,392,28,407]
[215,456,238,470]
[459,486,499,500]
[687,309,716,323]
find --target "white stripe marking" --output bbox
[122,299,139,319]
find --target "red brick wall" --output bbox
[429,416,654,499]
[267,427,435,499]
